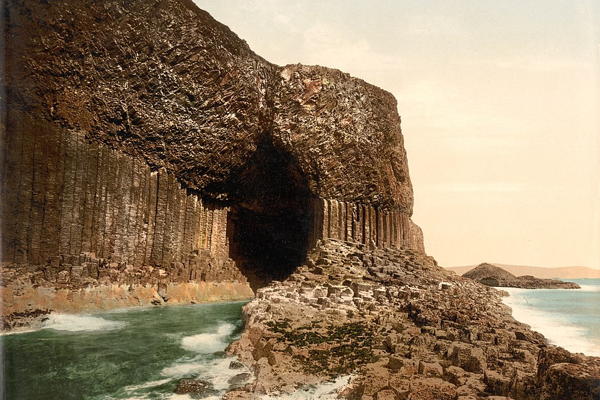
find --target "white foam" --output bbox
[124,378,173,392]
[578,284,600,292]
[0,328,38,336]
[203,357,252,391]
[161,355,252,391]
[160,359,208,378]
[118,390,193,400]
[502,288,600,356]
[41,313,126,332]
[120,397,152,400]
[112,321,249,399]
[180,322,235,354]
[262,375,353,400]
[165,395,194,400]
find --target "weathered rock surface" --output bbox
[2,0,424,325]
[463,264,580,289]
[226,240,600,399]
[174,378,217,396]
[5,0,413,210]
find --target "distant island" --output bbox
[460,263,581,289]
[446,263,600,279]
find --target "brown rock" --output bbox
[174,379,216,396]
[444,366,467,386]
[387,357,404,371]
[463,264,580,289]
[418,361,443,377]
[375,388,399,400]
[447,343,487,373]
[484,370,511,396]
[539,363,600,400]
[408,377,457,400]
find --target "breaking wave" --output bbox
[502,288,600,356]
[41,313,126,332]
[123,378,173,393]
[179,322,236,354]
[261,375,353,400]
[155,322,252,398]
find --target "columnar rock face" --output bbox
[1,123,232,269]
[3,0,414,208]
[1,0,423,322]
[310,199,424,253]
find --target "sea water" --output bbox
[502,278,600,356]
[2,302,249,400]
[1,302,351,400]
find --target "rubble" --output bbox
[226,240,600,400]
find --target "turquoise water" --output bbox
[502,279,600,356]
[2,302,249,400]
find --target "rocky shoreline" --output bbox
[3,241,599,399]
[224,240,600,400]
[1,254,253,332]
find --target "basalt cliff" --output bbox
[2,0,421,327]
[1,0,599,399]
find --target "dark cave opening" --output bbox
[227,137,313,290]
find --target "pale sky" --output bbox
[195,0,600,269]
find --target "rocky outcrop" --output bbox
[1,0,424,324]
[1,0,425,321]
[463,264,580,289]
[5,0,414,210]
[226,240,600,400]
[4,0,414,209]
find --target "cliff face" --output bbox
[4,0,413,209]
[1,0,423,320]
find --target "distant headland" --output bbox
[458,263,581,289]
[446,263,600,279]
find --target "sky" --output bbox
[195,0,600,269]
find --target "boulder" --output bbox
[447,343,487,373]
[174,379,216,396]
[408,377,458,400]
[228,372,252,387]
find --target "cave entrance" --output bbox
[227,137,313,290]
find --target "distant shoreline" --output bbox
[446,264,600,279]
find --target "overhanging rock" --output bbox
[1,0,425,311]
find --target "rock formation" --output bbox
[1,0,423,325]
[463,264,580,289]
[1,0,599,399]
[227,240,600,400]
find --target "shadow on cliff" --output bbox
[225,136,313,291]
